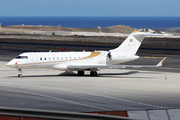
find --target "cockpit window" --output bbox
[15,56,28,59]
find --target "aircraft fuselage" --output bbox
[6,51,138,71]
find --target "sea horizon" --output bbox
[0,16,180,29]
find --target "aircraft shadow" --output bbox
[8,71,155,79]
[98,71,139,76]
[8,71,144,78]
[57,71,140,77]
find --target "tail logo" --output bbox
[130,39,133,42]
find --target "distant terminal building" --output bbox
[136,27,165,34]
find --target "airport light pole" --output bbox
[81,22,83,28]
[58,24,61,35]
[97,26,101,33]
[59,24,61,31]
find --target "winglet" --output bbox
[156,57,167,67]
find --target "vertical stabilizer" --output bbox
[110,31,167,55]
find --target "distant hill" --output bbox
[3,25,135,34]
[105,25,135,33]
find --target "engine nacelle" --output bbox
[52,64,67,70]
[106,52,139,65]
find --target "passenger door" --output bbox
[32,54,38,68]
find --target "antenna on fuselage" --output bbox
[49,50,52,52]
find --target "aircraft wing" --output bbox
[67,57,166,70]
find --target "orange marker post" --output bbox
[165,74,167,79]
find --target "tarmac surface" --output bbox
[0,48,180,112]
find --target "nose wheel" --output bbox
[18,69,23,78]
[18,74,23,78]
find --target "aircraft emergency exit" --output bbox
[6,31,167,78]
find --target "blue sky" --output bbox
[0,0,179,17]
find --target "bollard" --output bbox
[165,74,167,79]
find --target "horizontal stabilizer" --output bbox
[156,57,167,67]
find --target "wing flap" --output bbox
[67,57,166,71]
[67,65,155,70]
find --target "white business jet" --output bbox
[6,31,167,78]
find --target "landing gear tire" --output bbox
[18,74,23,78]
[90,71,98,76]
[78,71,84,76]
[18,69,23,78]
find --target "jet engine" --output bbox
[106,52,139,65]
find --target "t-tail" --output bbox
[110,31,169,55]
[106,31,170,65]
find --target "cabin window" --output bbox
[44,57,46,60]
[82,57,84,60]
[15,56,28,59]
[49,57,51,60]
[66,57,68,60]
[53,57,55,60]
[87,57,89,60]
[69,57,71,60]
[74,57,76,60]
[79,57,81,60]
[40,57,42,60]
[23,56,28,59]
[61,57,63,60]
[57,57,59,60]
[91,57,92,60]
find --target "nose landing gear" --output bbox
[18,74,23,78]
[18,69,23,78]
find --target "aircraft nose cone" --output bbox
[6,62,10,66]
[6,61,14,68]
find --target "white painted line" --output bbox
[0,82,167,109]
[0,87,111,111]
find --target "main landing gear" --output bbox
[78,71,84,76]
[18,68,23,78]
[77,71,98,76]
[90,71,98,76]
